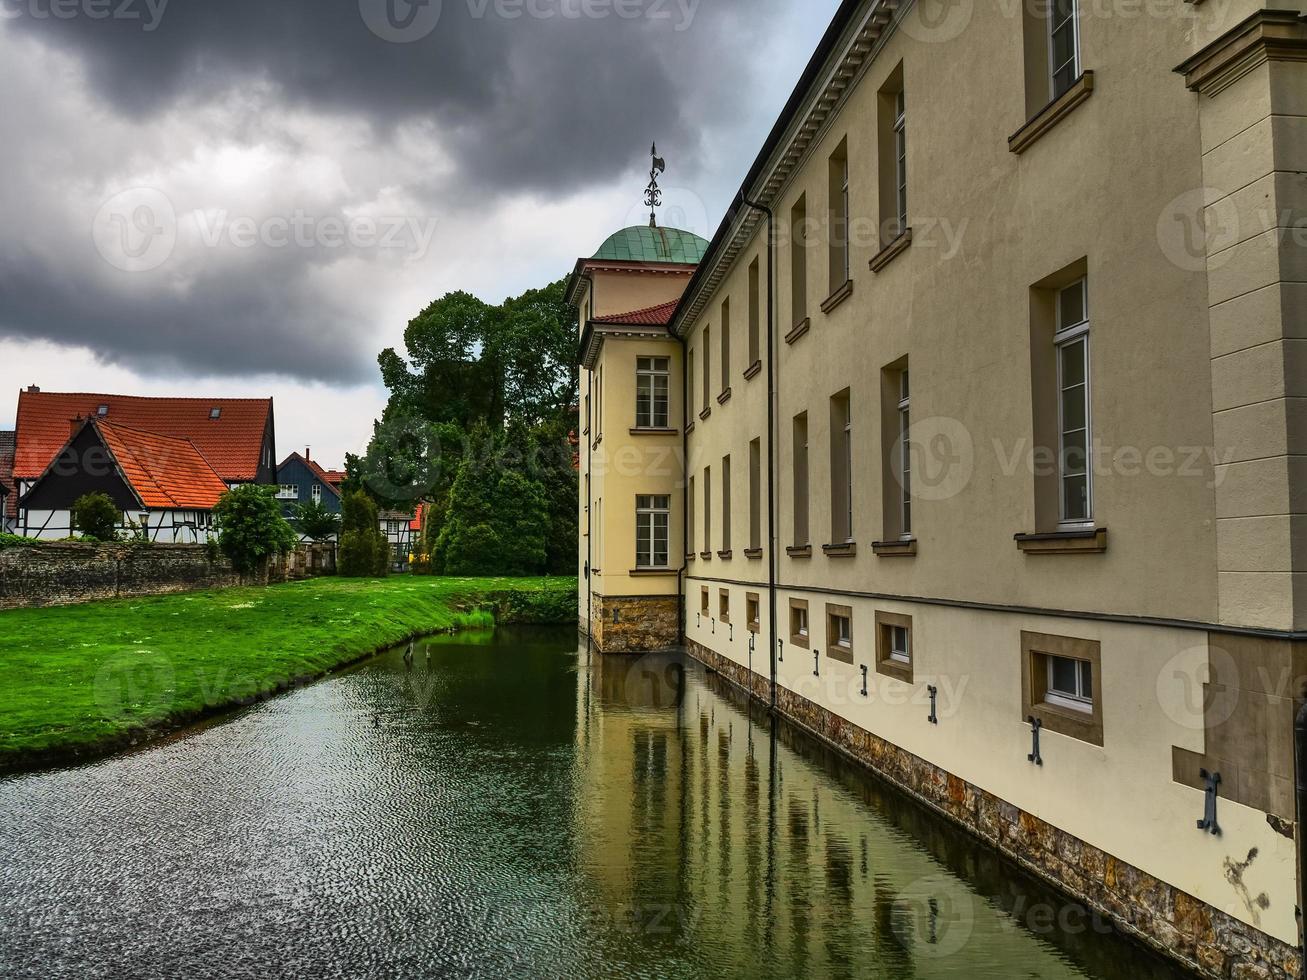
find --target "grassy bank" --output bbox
[0,575,577,771]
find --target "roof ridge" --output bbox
[19,391,272,404]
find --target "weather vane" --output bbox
[645,143,666,228]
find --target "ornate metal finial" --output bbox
[645,142,666,228]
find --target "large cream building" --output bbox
[570,3,1307,977]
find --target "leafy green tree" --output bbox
[212,486,299,574]
[338,491,380,578]
[71,493,121,543]
[292,499,341,542]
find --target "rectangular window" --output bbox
[720,298,731,395]
[701,587,710,615]
[719,589,730,623]
[1050,0,1081,99]
[1056,279,1091,525]
[635,495,671,569]
[748,437,762,552]
[790,196,808,327]
[720,455,732,554]
[687,475,695,557]
[596,366,604,439]
[702,326,712,413]
[790,598,810,649]
[1021,631,1103,745]
[747,257,761,368]
[894,89,908,237]
[312,484,322,503]
[875,611,914,683]
[636,356,671,429]
[793,412,809,547]
[826,604,854,664]
[899,371,912,538]
[278,485,298,499]
[828,141,850,293]
[746,593,761,634]
[830,390,853,544]
[688,348,695,420]
[702,466,712,555]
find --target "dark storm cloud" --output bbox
[0,0,822,384]
[5,0,773,192]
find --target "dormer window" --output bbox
[96,405,109,416]
[210,408,221,420]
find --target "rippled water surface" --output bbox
[0,627,1191,979]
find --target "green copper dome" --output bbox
[591,226,709,265]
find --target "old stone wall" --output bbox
[685,638,1302,980]
[0,542,336,610]
[588,595,679,654]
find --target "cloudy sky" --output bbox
[0,0,840,465]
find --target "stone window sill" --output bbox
[630,568,678,577]
[698,407,712,422]
[744,548,763,560]
[744,360,762,381]
[1015,528,1108,555]
[869,228,912,273]
[872,539,917,558]
[717,550,733,560]
[591,435,603,450]
[685,421,695,435]
[1008,71,1095,155]
[629,427,678,437]
[699,551,713,561]
[822,542,857,558]
[820,279,854,315]
[785,318,811,345]
[686,553,696,562]
[876,657,913,685]
[717,388,732,406]
[786,545,813,559]
[827,646,855,666]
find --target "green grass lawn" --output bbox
[0,575,577,769]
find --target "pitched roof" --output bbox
[15,390,272,482]
[80,420,229,510]
[322,470,346,486]
[594,300,680,326]
[0,431,15,520]
[277,452,341,498]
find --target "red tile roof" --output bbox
[593,300,679,326]
[322,470,346,487]
[15,390,271,482]
[410,502,427,532]
[91,420,229,510]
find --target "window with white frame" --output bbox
[1043,653,1093,713]
[899,370,912,539]
[894,89,908,238]
[1050,0,1081,99]
[635,495,671,569]
[278,485,298,499]
[1056,279,1091,525]
[636,357,670,429]
[311,484,322,503]
[887,625,910,664]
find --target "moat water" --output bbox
[0,628,1192,978]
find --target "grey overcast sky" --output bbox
[0,0,839,464]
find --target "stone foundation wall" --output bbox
[685,638,1302,980]
[0,542,336,610]
[587,594,679,654]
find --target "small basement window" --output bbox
[1021,631,1103,746]
[826,604,854,665]
[746,593,761,634]
[719,589,730,623]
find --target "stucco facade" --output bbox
[573,3,1307,976]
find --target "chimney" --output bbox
[70,416,83,438]
[26,385,40,393]
[305,446,311,461]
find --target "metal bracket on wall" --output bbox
[711,618,716,635]
[778,639,783,663]
[813,650,820,677]
[1197,769,1222,837]
[729,623,734,641]
[1027,716,1043,767]
[927,685,938,725]
[860,665,869,698]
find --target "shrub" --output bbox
[338,490,390,578]
[70,493,120,543]
[338,529,377,577]
[292,499,341,542]
[212,485,299,575]
[0,533,37,552]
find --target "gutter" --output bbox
[670,320,689,647]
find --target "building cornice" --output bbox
[565,258,696,307]
[1175,9,1307,95]
[578,322,677,370]
[670,0,899,336]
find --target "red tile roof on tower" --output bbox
[15,390,272,483]
[86,419,229,510]
[593,300,679,327]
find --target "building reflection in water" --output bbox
[573,646,1189,980]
